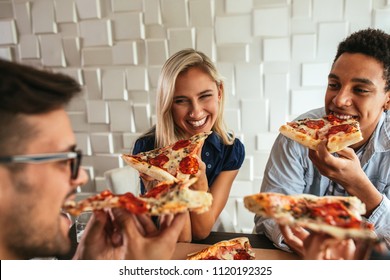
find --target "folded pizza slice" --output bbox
[244,192,376,240]
[187,237,256,260]
[279,114,363,153]
[63,177,212,216]
[122,131,212,183]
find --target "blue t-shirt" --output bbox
[132,131,245,194]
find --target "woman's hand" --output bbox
[190,154,209,192]
[139,172,159,192]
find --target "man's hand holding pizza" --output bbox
[309,140,383,216]
[279,224,309,257]
[73,210,126,260]
[309,140,363,187]
[116,210,186,260]
[302,232,358,260]
[74,209,186,260]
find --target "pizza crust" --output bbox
[295,219,377,239]
[244,193,376,240]
[279,116,363,153]
[186,237,255,260]
[121,155,178,183]
[279,124,321,150]
[148,178,213,215]
[64,178,212,216]
[327,130,363,153]
[122,131,212,183]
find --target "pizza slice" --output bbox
[63,177,212,216]
[279,114,363,153]
[186,237,256,260]
[122,131,212,183]
[244,192,377,240]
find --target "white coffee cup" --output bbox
[75,211,93,243]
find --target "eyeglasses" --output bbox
[0,150,83,180]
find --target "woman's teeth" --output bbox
[189,117,206,127]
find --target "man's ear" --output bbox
[385,91,390,111]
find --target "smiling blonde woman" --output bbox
[132,49,245,242]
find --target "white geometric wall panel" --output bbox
[0,19,17,45]
[253,6,289,37]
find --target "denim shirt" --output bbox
[132,131,245,194]
[254,107,390,251]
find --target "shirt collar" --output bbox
[206,131,223,152]
[361,111,390,165]
[372,110,390,152]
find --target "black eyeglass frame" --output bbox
[0,150,83,180]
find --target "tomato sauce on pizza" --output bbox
[244,192,377,240]
[63,177,212,216]
[122,131,211,182]
[279,114,363,153]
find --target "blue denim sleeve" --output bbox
[223,138,245,171]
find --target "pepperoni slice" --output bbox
[287,122,299,128]
[86,190,113,203]
[141,183,171,199]
[99,190,113,198]
[118,193,148,214]
[148,154,169,169]
[204,256,220,260]
[297,128,307,134]
[310,202,361,229]
[305,119,325,129]
[179,156,199,174]
[233,250,253,260]
[327,114,343,123]
[173,139,191,150]
[327,124,353,136]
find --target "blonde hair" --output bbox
[145,49,234,148]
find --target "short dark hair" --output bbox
[334,28,390,92]
[0,59,81,155]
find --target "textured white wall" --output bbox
[1,0,390,231]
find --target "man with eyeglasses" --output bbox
[0,58,186,260]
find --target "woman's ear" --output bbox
[218,82,223,101]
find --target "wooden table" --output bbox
[61,225,299,260]
[194,231,276,248]
[173,231,299,260]
[172,242,298,260]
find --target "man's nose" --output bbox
[332,87,352,107]
[70,167,89,190]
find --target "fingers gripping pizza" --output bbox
[244,193,376,240]
[122,131,211,182]
[279,114,363,153]
[187,237,255,260]
[64,178,212,216]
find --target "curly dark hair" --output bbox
[0,59,81,156]
[334,28,390,92]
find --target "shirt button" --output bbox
[205,152,210,156]
[207,164,212,169]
